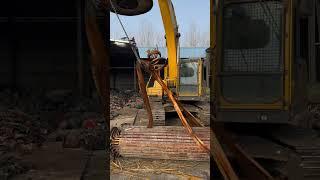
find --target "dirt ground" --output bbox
[110,157,210,180]
[12,142,107,180]
[110,105,211,180]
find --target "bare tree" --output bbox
[155,33,166,47]
[181,21,210,47]
[184,21,201,47]
[133,19,167,47]
[135,19,156,47]
[199,30,210,47]
[134,19,210,48]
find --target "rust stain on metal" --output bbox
[213,124,274,180]
[176,100,205,127]
[111,126,210,161]
[84,2,109,126]
[136,61,153,128]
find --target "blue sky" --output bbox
[110,0,210,47]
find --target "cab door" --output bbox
[178,59,201,100]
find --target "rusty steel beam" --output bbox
[84,0,109,125]
[176,100,205,127]
[111,126,210,161]
[233,144,274,180]
[213,124,274,180]
[136,62,153,128]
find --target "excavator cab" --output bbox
[177,58,204,101]
[145,0,208,102]
[213,0,292,123]
[213,0,319,124]
[147,57,206,101]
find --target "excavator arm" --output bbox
[158,0,180,86]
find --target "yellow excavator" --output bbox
[108,0,210,126]
[131,0,211,126]
[146,0,208,101]
[147,0,208,100]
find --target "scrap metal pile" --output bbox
[110,90,143,120]
[308,104,320,129]
[0,89,107,178]
[0,155,30,180]
[0,89,105,131]
[0,110,43,180]
[0,110,46,154]
[111,126,210,161]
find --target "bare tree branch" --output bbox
[184,21,201,47]
[136,19,156,47]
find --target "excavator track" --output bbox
[297,146,320,179]
[150,99,166,126]
[220,124,320,179]
[198,107,210,126]
[195,103,210,126]
[269,125,320,179]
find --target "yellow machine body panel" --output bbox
[212,0,294,123]
[147,81,163,96]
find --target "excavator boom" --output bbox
[158,0,180,85]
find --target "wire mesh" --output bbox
[222,1,283,73]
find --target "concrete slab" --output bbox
[12,142,89,180]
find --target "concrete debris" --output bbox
[63,129,106,150]
[0,88,107,179]
[291,103,320,130]
[308,104,320,129]
[62,129,83,149]
[82,129,106,150]
[0,89,101,115]
[110,89,143,120]
[0,89,105,129]
[110,115,136,129]
[0,110,46,155]
[0,155,30,180]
